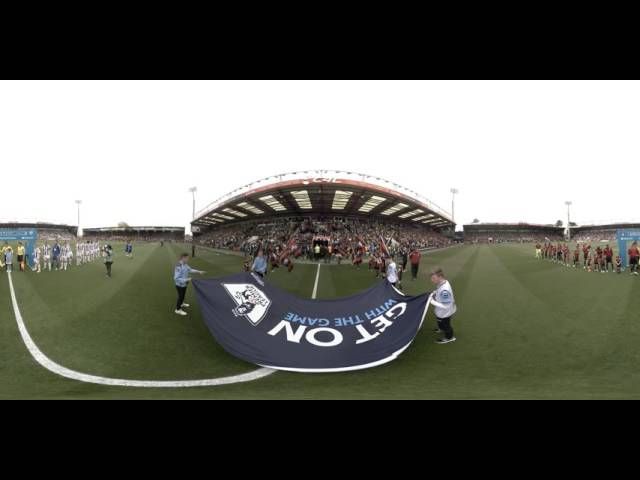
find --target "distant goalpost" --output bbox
[617,229,640,268]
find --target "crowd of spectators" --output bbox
[37,229,76,242]
[194,216,453,260]
[464,232,564,244]
[571,230,617,243]
[82,230,185,242]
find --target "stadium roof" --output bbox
[572,222,640,231]
[0,222,78,232]
[192,171,454,230]
[463,222,563,231]
[464,222,640,232]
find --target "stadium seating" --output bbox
[82,227,185,242]
[463,223,564,243]
[464,232,564,243]
[194,217,452,255]
[571,224,640,243]
[0,223,78,241]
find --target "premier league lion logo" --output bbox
[223,283,272,326]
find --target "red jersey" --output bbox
[409,251,421,265]
[629,246,640,259]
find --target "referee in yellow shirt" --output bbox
[17,242,26,272]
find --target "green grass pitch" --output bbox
[1,241,639,399]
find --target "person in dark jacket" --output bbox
[104,244,114,277]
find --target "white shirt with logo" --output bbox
[386,261,398,284]
[430,280,457,318]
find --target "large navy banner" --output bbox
[193,272,430,372]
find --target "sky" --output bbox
[1,80,638,232]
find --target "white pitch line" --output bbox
[312,263,321,299]
[7,272,275,388]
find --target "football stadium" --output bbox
[2,80,640,400]
[1,168,640,399]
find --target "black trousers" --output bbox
[176,286,187,310]
[411,264,419,279]
[105,261,113,277]
[436,316,454,340]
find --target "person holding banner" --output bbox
[251,249,268,278]
[429,267,457,344]
[174,253,206,316]
[386,255,398,287]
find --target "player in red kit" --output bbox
[582,244,590,268]
[352,246,363,269]
[586,252,593,272]
[604,245,614,272]
[573,246,580,268]
[629,241,640,275]
[409,248,421,280]
[594,249,602,273]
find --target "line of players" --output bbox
[535,242,640,275]
[31,241,102,273]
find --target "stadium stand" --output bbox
[463,223,564,243]
[571,223,640,243]
[191,171,455,258]
[0,222,78,241]
[195,217,452,256]
[82,226,185,242]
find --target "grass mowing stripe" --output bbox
[492,244,640,375]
